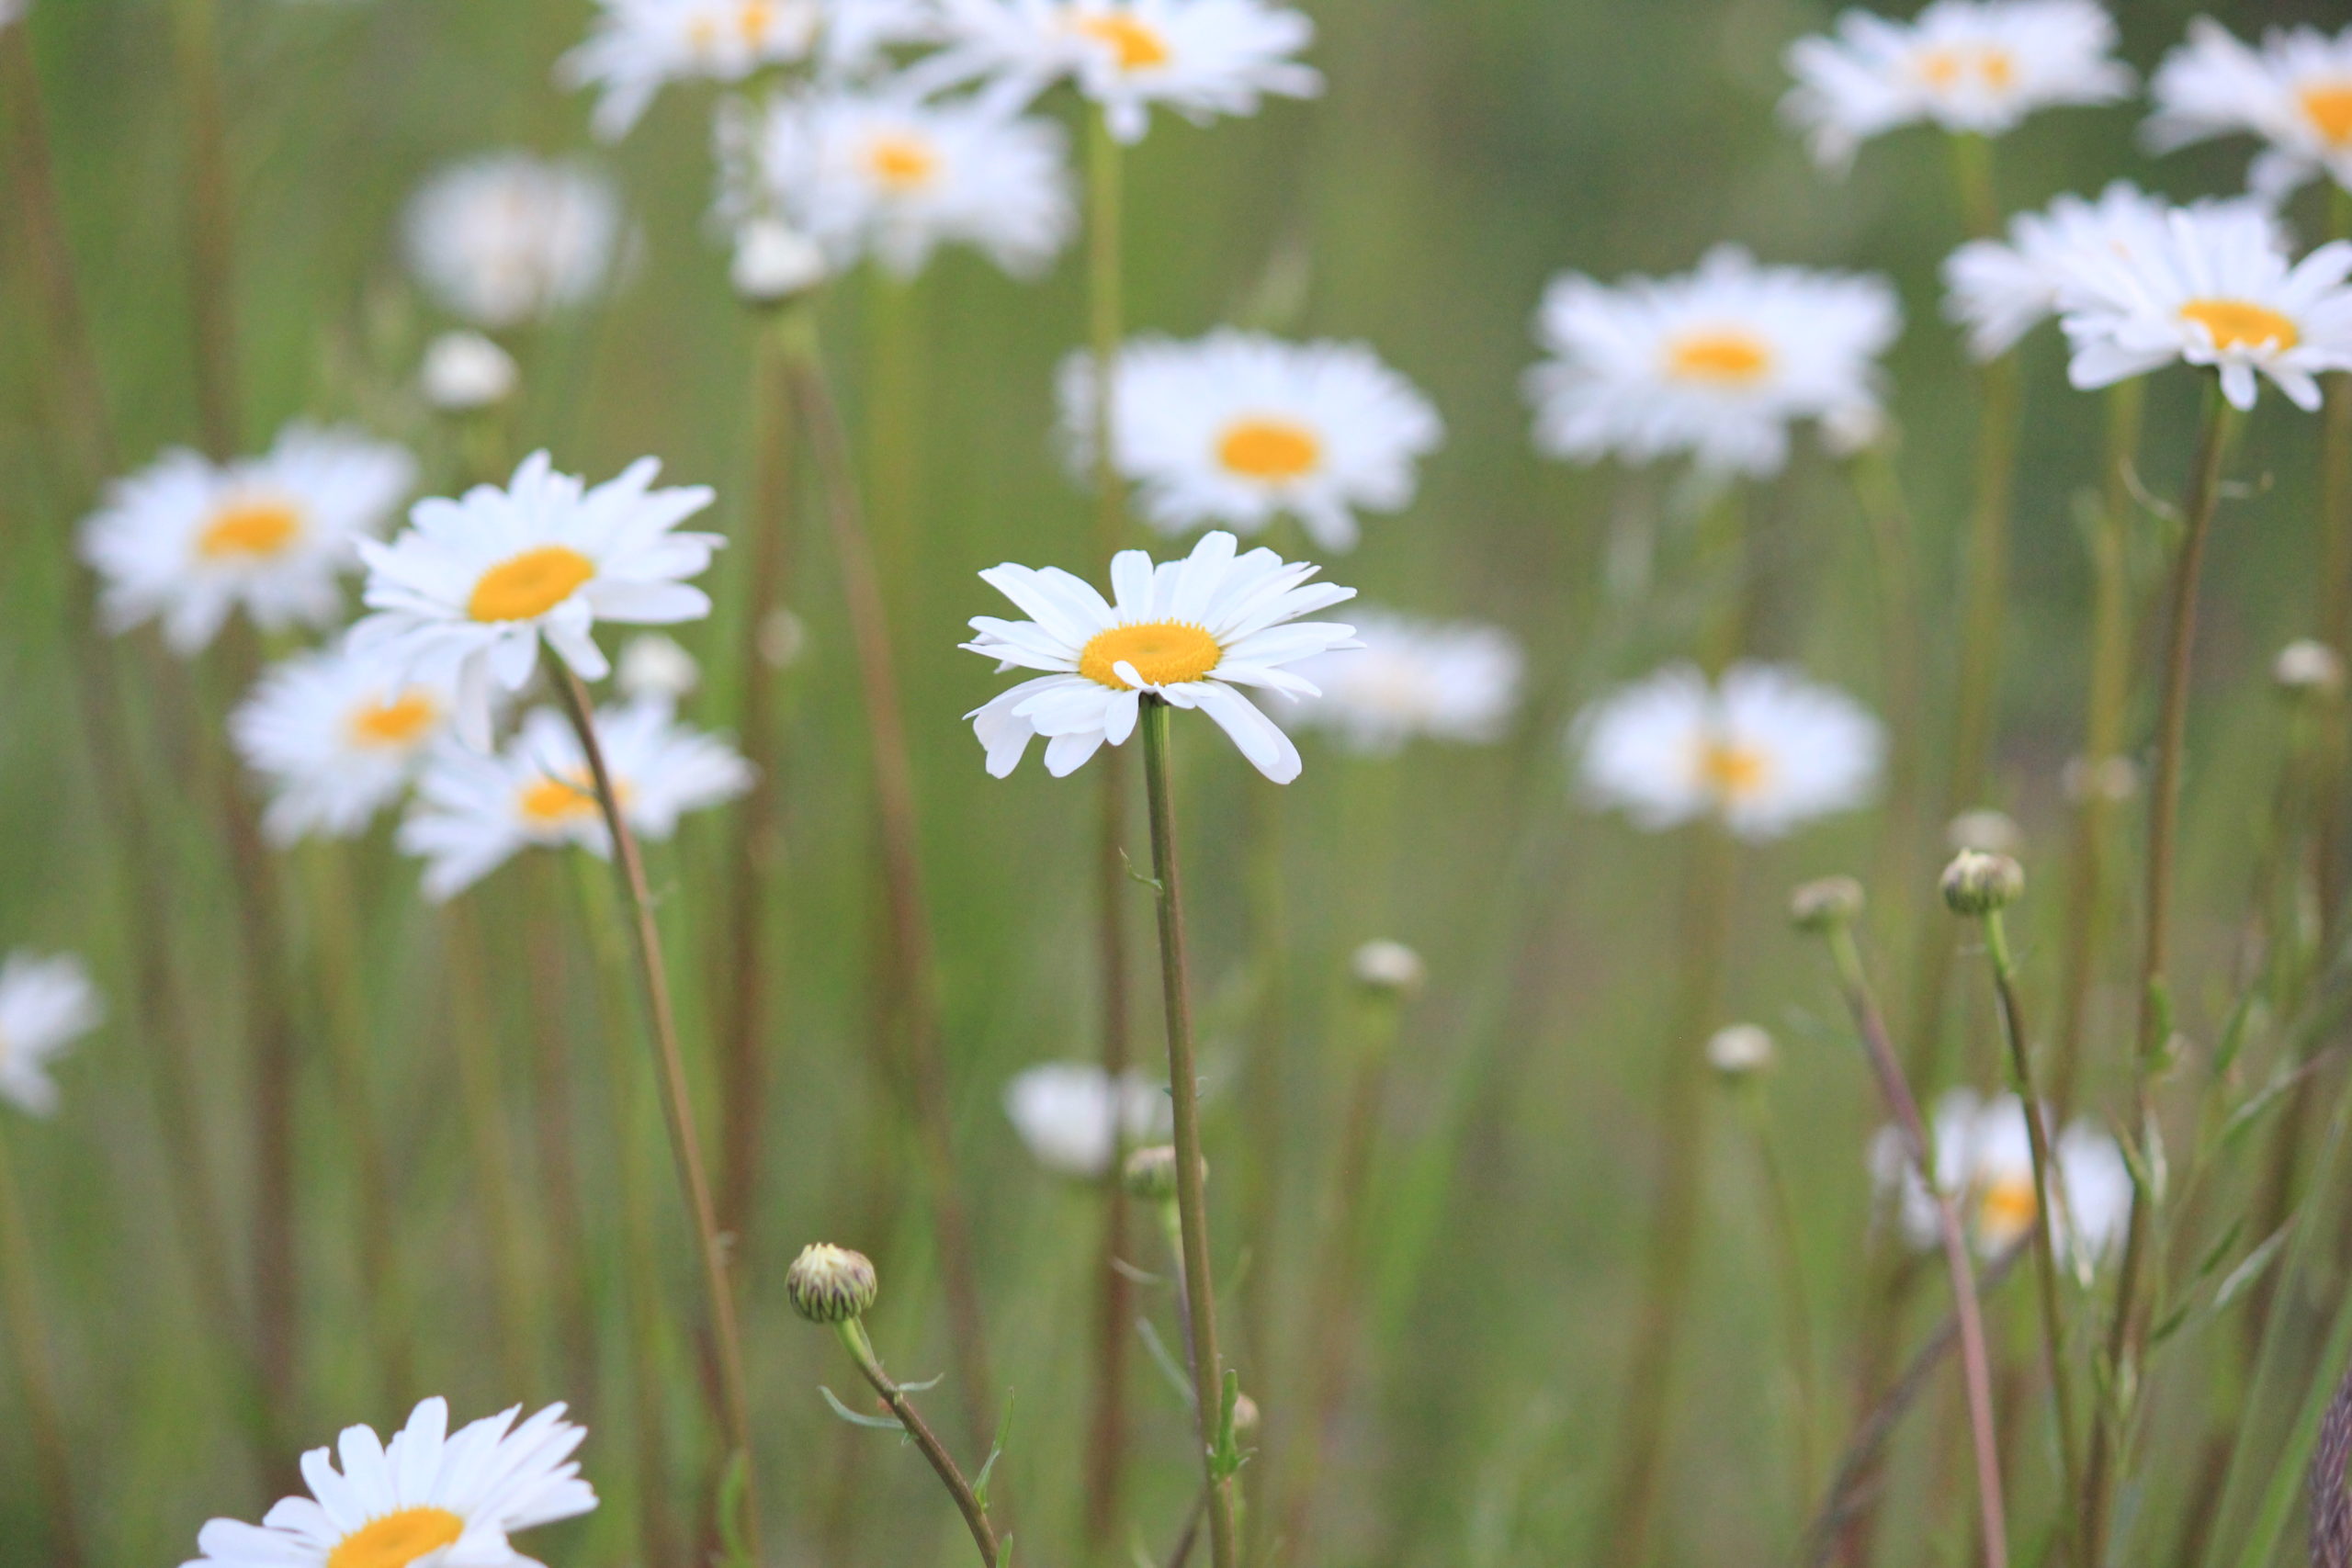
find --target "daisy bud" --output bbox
[759,607,809,670]
[1941,850,2024,917]
[1819,400,1890,459]
[1351,939,1426,998]
[1230,1391,1261,1438]
[786,1243,877,1324]
[1122,1144,1183,1204]
[1790,875,1865,933]
[2273,639,2346,702]
[732,219,828,308]
[2064,754,2140,806]
[1945,808,2024,858]
[617,633,700,705]
[419,330,519,413]
[1706,1022,1776,1079]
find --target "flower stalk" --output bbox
[168,0,241,458]
[0,1118,85,1568]
[839,1315,1002,1568]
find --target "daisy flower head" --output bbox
[2054,202,2352,412]
[1942,181,2173,361]
[1873,1089,2132,1264]
[1280,607,1524,756]
[404,153,624,331]
[1781,0,2132,171]
[822,0,943,75]
[80,424,415,656]
[1572,661,1884,840]
[963,529,1358,784]
[399,702,752,900]
[230,639,460,847]
[718,85,1074,279]
[2147,20,2352,204]
[1526,247,1901,479]
[350,452,723,750]
[560,0,822,141]
[0,953,100,1118]
[1059,331,1442,552]
[1002,1062,1170,1179]
[180,1396,594,1568]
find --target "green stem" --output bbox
[1137,697,1240,1568]
[1736,1078,1821,1521]
[837,1318,1001,1568]
[0,1119,85,1568]
[1846,446,1927,883]
[2314,185,2352,933]
[169,0,240,457]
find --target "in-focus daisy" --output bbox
[718,86,1074,278]
[913,0,1320,144]
[0,954,100,1118]
[1781,0,2133,171]
[1002,1062,1170,1179]
[1873,1089,2131,1265]
[962,528,1358,784]
[1572,661,1884,840]
[560,0,822,141]
[231,639,459,846]
[350,452,723,748]
[80,425,416,655]
[404,153,625,330]
[2055,203,2352,411]
[400,702,752,900]
[1526,247,1901,479]
[179,1396,595,1568]
[2146,20,2352,204]
[1942,181,2173,361]
[1059,331,1442,552]
[1280,607,1523,755]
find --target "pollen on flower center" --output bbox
[1977,1176,2038,1245]
[865,132,942,191]
[348,691,439,749]
[1216,417,1323,481]
[198,500,305,561]
[1665,330,1774,386]
[468,545,597,623]
[2301,83,2352,146]
[1917,44,2015,92]
[1071,14,1171,72]
[1079,621,1221,689]
[326,1506,467,1568]
[1696,739,1770,800]
[519,773,603,825]
[2179,298,2301,354]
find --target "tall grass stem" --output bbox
[0,1118,85,1568]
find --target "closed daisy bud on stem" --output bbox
[1123,1144,1183,1205]
[2275,638,2346,700]
[1706,1023,1776,1080]
[730,218,829,308]
[1351,939,1426,998]
[419,331,518,413]
[1790,875,1866,933]
[787,1243,878,1325]
[1942,849,2025,915]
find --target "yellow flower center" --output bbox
[689,1,775,51]
[2301,83,2352,146]
[198,500,305,562]
[1216,418,1323,482]
[865,132,942,191]
[519,772,602,827]
[1078,621,1221,689]
[326,1507,467,1568]
[2179,298,2301,354]
[1665,330,1774,387]
[347,691,440,749]
[1071,13,1170,72]
[1696,739,1770,801]
[468,545,596,623]
[1917,44,2015,92]
[1976,1175,2039,1247]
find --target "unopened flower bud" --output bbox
[2274,639,2346,701]
[786,1243,876,1324]
[420,330,517,413]
[759,607,808,669]
[1820,401,1890,459]
[732,219,828,307]
[1123,1144,1183,1203]
[1229,1392,1261,1438]
[1706,1023,1776,1079]
[1790,876,1865,933]
[1941,850,2024,916]
[1350,940,1426,998]
[1945,808,2022,858]
[618,633,700,705]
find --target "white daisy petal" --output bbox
[0,953,102,1118]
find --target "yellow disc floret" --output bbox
[1079,621,1222,689]
[468,545,596,623]
[1665,330,1774,386]
[327,1508,467,1568]
[198,500,305,562]
[2179,298,2301,354]
[1216,418,1323,482]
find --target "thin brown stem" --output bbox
[170,0,240,458]
[2314,185,2352,934]
[0,1120,85,1568]
[840,1318,1000,1568]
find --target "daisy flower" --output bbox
[1781,0,2133,171]
[717,85,1074,279]
[230,639,459,846]
[1280,607,1523,755]
[2055,202,2352,411]
[1002,1062,1170,1179]
[1526,246,1901,479]
[349,452,724,749]
[2146,20,2352,204]
[403,153,624,330]
[913,0,1320,144]
[962,528,1358,784]
[400,702,753,900]
[560,0,822,141]
[1571,661,1884,840]
[1942,181,2172,361]
[179,1396,595,1568]
[80,424,416,655]
[1873,1089,2132,1265]
[1059,331,1442,552]
[0,953,101,1118]
[822,0,942,75]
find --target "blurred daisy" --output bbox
[404,153,624,330]
[1942,182,2171,360]
[0,954,100,1118]
[231,640,460,846]
[823,0,943,75]
[1002,1062,1170,1179]
[1059,331,1442,551]
[80,424,415,655]
[1281,607,1523,755]
[1572,661,1884,840]
[1873,1089,2132,1265]
[400,702,752,900]
[561,0,822,141]
[718,86,1074,278]
[1526,246,1900,479]
[914,0,1320,144]
[350,452,723,749]
[962,528,1358,784]
[2146,20,2352,204]
[1781,0,2132,171]
[616,633,702,706]
[2055,203,2352,411]
[180,1396,595,1568]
